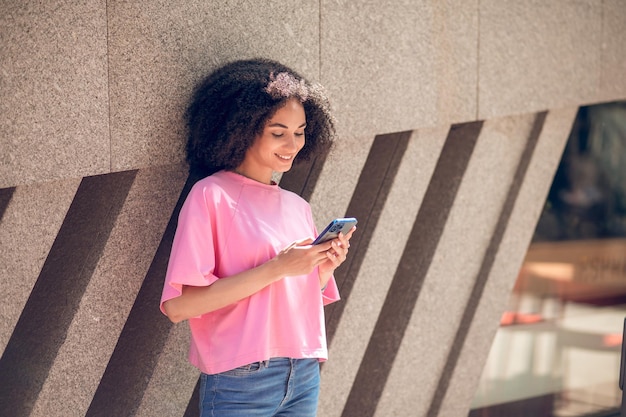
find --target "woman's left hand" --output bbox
[318,227,356,289]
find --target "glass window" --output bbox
[470,102,626,417]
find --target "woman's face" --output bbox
[239,98,306,183]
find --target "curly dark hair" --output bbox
[185,58,336,178]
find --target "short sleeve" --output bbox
[160,183,220,314]
[321,276,340,305]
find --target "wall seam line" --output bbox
[476,0,481,120]
[105,0,113,174]
[599,0,604,95]
[319,0,322,81]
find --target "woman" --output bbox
[160,58,355,416]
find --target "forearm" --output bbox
[319,269,333,290]
[163,259,284,323]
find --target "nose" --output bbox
[286,133,303,151]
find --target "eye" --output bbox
[295,132,305,137]
[271,133,284,138]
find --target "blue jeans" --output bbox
[199,357,320,416]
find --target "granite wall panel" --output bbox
[600,0,626,101]
[429,111,548,416]
[347,121,482,417]
[0,171,137,417]
[437,107,576,417]
[479,0,601,119]
[0,1,109,188]
[134,323,198,417]
[324,130,412,346]
[0,179,80,353]
[320,0,478,139]
[309,134,376,229]
[30,165,186,417]
[318,125,448,417]
[376,113,536,416]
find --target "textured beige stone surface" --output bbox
[318,126,448,417]
[0,178,80,352]
[437,107,577,417]
[309,134,375,228]
[0,2,109,188]
[479,0,601,119]
[320,0,478,139]
[135,323,198,417]
[600,0,626,101]
[30,164,186,417]
[107,0,321,173]
[377,113,537,416]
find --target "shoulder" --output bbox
[182,172,236,212]
[189,171,236,196]
[279,186,310,205]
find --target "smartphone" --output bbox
[312,217,357,245]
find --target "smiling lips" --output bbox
[276,154,293,160]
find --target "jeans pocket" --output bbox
[220,361,265,377]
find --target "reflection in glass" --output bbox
[470,102,626,417]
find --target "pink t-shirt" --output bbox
[160,170,340,374]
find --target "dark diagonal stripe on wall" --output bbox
[427,112,547,417]
[183,379,201,417]
[86,174,195,417]
[0,171,137,417]
[0,187,15,221]
[326,131,412,346]
[341,122,483,417]
[279,152,329,201]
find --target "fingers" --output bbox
[281,240,333,271]
[317,229,357,277]
[326,238,348,263]
[280,231,356,275]
[344,226,356,241]
[334,229,354,251]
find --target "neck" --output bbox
[232,168,272,185]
